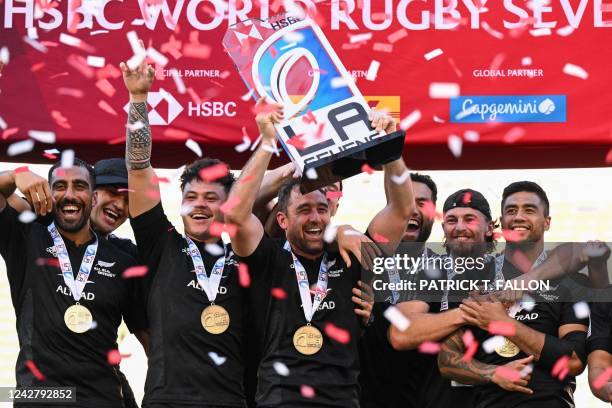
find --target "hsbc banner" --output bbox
[0,1,610,169]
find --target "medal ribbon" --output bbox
[48,222,98,303]
[283,241,329,323]
[185,237,226,303]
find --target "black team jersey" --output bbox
[239,237,362,407]
[131,203,246,407]
[0,204,146,407]
[587,295,612,354]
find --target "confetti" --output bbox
[7,139,35,156]
[495,366,521,381]
[447,57,463,78]
[107,349,121,365]
[592,367,612,389]
[35,258,60,268]
[464,130,480,142]
[240,89,254,102]
[349,32,372,44]
[208,352,227,366]
[169,69,186,94]
[325,191,342,200]
[28,130,56,144]
[373,43,393,53]
[429,83,460,99]
[300,385,316,398]
[482,335,505,353]
[366,60,380,81]
[503,127,525,144]
[94,79,116,98]
[325,323,350,344]
[521,57,532,66]
[199,163,229,182]
[361,164,374,174]
[424,48,443,61]
[219,197,240,214]
[273,361,290,376]
[235,136,251,153]
[271,287,287,299]
[433,115,447,123]
[331,77,351,88]
[530,28,551,37]
[57,87,85,98]
[481,21,504,39]
[204,243,224,256]
[387,28,408,43]
[400,110,421,131]
[462,329,475,346]
[287,135,307,150]
[0,47,9,65]
[551,355,570,381]
[146,46,169,67]
[87,56,105,68]
[447,134,462,158]
[572,302,590,319]
[209,222,237,238]
[383,305,410,331]
[238,263,251,288]
[122,266,148,278]
[305,168,318,180]
[185,139,202,157]
[61,149,75,168]
[488,321,516,336]
[0,116,6,130]
[51,111,71,129]
[461,340,479,361]
[418,341,441,354]
[323,224,338,243]
[23,36,48,53]
[14,166,29,174]
[25,360,45,380]
[563,63,588,80]
[462,192,472,204]
[390,170,410,185]
[556,25,575,37]
[18,211,37,223]
[373,232,389,243]
[98,100,117,116]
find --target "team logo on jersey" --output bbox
[94,260,116,278]
[97,260,116,268]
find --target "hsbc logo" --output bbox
[123,88,183,126]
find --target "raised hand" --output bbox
[119,40,154,102]
[255,97,284,145]
[369,109,396,134]
[14,170,52,216]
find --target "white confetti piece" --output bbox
[563,63,588,80]
[573,302,590,319]
[27,27,38,39]
[399,110,421,131]
[387,28,408,43]
[519,364,533,377]
[205,243,224,256]
[90,30,110,36]
[44,148,60,155]
[180,203,193,216]
[28,130,56,144]
[463,130,480,142]
[249,134,262,151]
[366,60,380,81]
[61,149,75,168]
[240,89,254,102]
[59,33,82,47]
[522,295,536,311]
[447,134,462,158]
[323,224,338,244]
[556,25,575,36]
[455,104,477,121]
[86,56,105,68]
[483,336,505,353]
[283,31,304,43]
[391,170,410,185]
[0,116,7,130]
[18,210,36,224]
[0,47,9,65]
[433,115,446,123]
[234,136,251,153]
[349,32,372,44]
[482,22,504,40]
[126,121,144,131]
[384,306,410,331]
[126,31,144,54]
[147,46,169,67]
[530,28,551,37]
[23,36,47,53]
[305,168,318,180]
[170,69,186,94]
[424,48,443,61]
[185,139,202,157]
[331,76,352,88]
[7,139,35,156]
[429,82,460,99]
[208,352,226,366]
[273,361,290,377]
[521,56,532,66]
[126,52,146,71]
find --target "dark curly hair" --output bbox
[48,157,95,187]
[180,158,235,194]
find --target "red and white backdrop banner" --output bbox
[0,0,611,169]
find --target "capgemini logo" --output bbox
[537,98,556,115]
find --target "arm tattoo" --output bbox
[126,102,152,170]
[437,329,497,385]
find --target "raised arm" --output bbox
[120,45,158,218]
[224,99,284,257]
[366,112,414,245]
[253,163,296,225]
[0,169,51,215]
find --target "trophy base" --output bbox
[300,130,406,193]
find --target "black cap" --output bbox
[94,158,128,188]
[443,189,492,220]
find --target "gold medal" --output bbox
[495,337,520,357]
[293,324,323,355]
[201,304,230,334]
[64,304,93,334]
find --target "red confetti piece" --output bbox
[49,72,69,80]
[418,341,441,354]
[462,192,472,204]
[42,152,58,160]
[183,43,212,60]
[199,163,229,182]
[488,321,517,336]
[238,263,250,288]
[302,110,317,124]
[25,360,45,380]
[325,191,343,200]
[462,329,475,346]
[95,79,116,98]
[35,257,60,268]
[605,149,612,165]
[51,110,71,129]
[98,100,117,116]
[269,46,277,58]
[287,135,307,150]
[271,287,287,299]
[461,340,479,362]
[56,87,84,98]
[313,123,326,140]
[117,188,135,193]
[107,137,124,145]
[551,355,570,381]
[209,222,237,238]
[361,164,374,174]
[163,128,190,140]
[592,367,612,389]
[373,232,389,243]
[2,127,19,140]
[107,349,122,365]
[152,175,170,184]
[30,62,45,72]
[96,63,122,80]
[122,266,148,278]
[219,197,240,214]
[15,166,29,174]
[300,385,316,398]
[252,100,277,115]
[324,323,350,344]
[495,366,521,382]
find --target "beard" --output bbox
[52,198,92,233]
[416,220,434,243]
